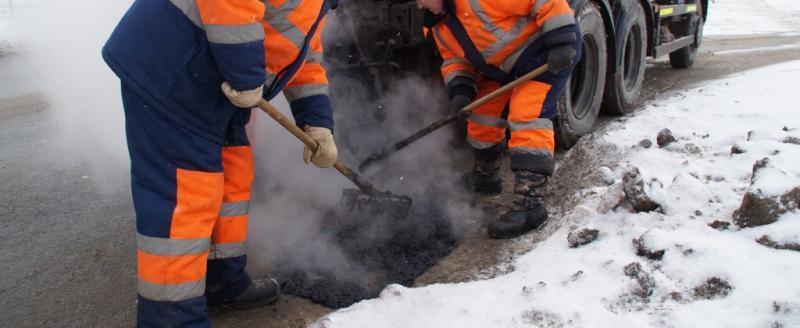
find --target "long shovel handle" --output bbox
[358,64,549,172]
[256,99,375,192]
[459,64,549,115]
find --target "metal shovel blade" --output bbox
[340,188,413,220]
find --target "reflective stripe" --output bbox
[509,118,553,131]
[208,242,248,260]
[284,84,329,102]
[169,0,203,27]
[532,0,553,15]
[442,57,468,68]
[264,0,302,18]
[138,279,205,302]
[542,13,576,33]
[500,32,540,72]
[265,71,277,87]
[445,70,474,84]
[264,0,306,49]
[510,146,554,157]
[433,26,458,55]
[137,234,210,256]
[220,200,250,217]
[205,23,265,44]
[306,51,324,64]
[467,0,530,59]
[467,135,504,149]
[469,114,508,128]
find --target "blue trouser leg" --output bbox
[123,83,252,327]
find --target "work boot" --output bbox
[465,145,503,195]
[208,278,280,314]
[488,170,548,239]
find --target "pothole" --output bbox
[273,200,457,308]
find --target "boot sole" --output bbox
[487,224,542,239]
[474,185,503,196]
[487,208,548,239]
[208,291,281,315]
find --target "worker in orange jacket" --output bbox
[102,0,339,326]
[418,0,581,239]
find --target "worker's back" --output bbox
[102,0,334,144]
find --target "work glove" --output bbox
[546,44,578,74]
[303,126,338,168]
[449,94,473,119]
[221,82,264,108]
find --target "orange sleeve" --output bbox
[535,0,575,32]
[491,0,574,30]
[432,25,478,85]
[196,0,265,25]
[284,17,329,102]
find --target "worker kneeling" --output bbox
[418,0,581,238]
[102,0,339,325]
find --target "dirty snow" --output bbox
[314,61,800,328]
[705,0,800,36]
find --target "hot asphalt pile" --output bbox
[274,200,458,308]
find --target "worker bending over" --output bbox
[102,0,339,326]
[418,0,580,238]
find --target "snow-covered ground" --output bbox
[314,61,800,327]
[705,0,800,36]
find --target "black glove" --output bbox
[447,76,477,119]
[547,43,578,74]
[449,94,473,119]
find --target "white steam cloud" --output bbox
[9,0,480,286]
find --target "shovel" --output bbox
[256,99,412,220]
[358,64,549,173]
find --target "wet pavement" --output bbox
[1,34,799,327]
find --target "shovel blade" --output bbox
[340,188,412,220]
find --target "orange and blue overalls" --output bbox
[428,0,580,175]
[101,0,336,326]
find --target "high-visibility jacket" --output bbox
[427,0,576,88]
[103,0,336,144]
[425,0,579,175]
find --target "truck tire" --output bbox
[556,2,607,149]
[670,2,704,68]
[602,0,646,115]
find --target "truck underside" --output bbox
[324,0,707,150]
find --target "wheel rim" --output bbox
[569,32,599,120]
[622,24,643,91]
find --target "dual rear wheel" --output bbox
[557,0,704,149]
[557,0,648,148]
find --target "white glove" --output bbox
[221,81,263,108]
[303,126,338,168]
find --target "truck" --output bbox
[324,0,708,148]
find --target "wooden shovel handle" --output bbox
[256,99,375,192]
[459,64,549,115]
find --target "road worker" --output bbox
[418,0,581,238]
[102,0,339,325]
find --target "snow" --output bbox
[705,0,800,36]
[314,61,800,328]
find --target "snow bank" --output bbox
[314,61,800,328]
[705,0,800,36]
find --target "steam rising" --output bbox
[10,0,481,294]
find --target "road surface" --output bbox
[1,34,798,326]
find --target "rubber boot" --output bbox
[488,170,548,239]
[465,145,503,195]
[208,278,280,314]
